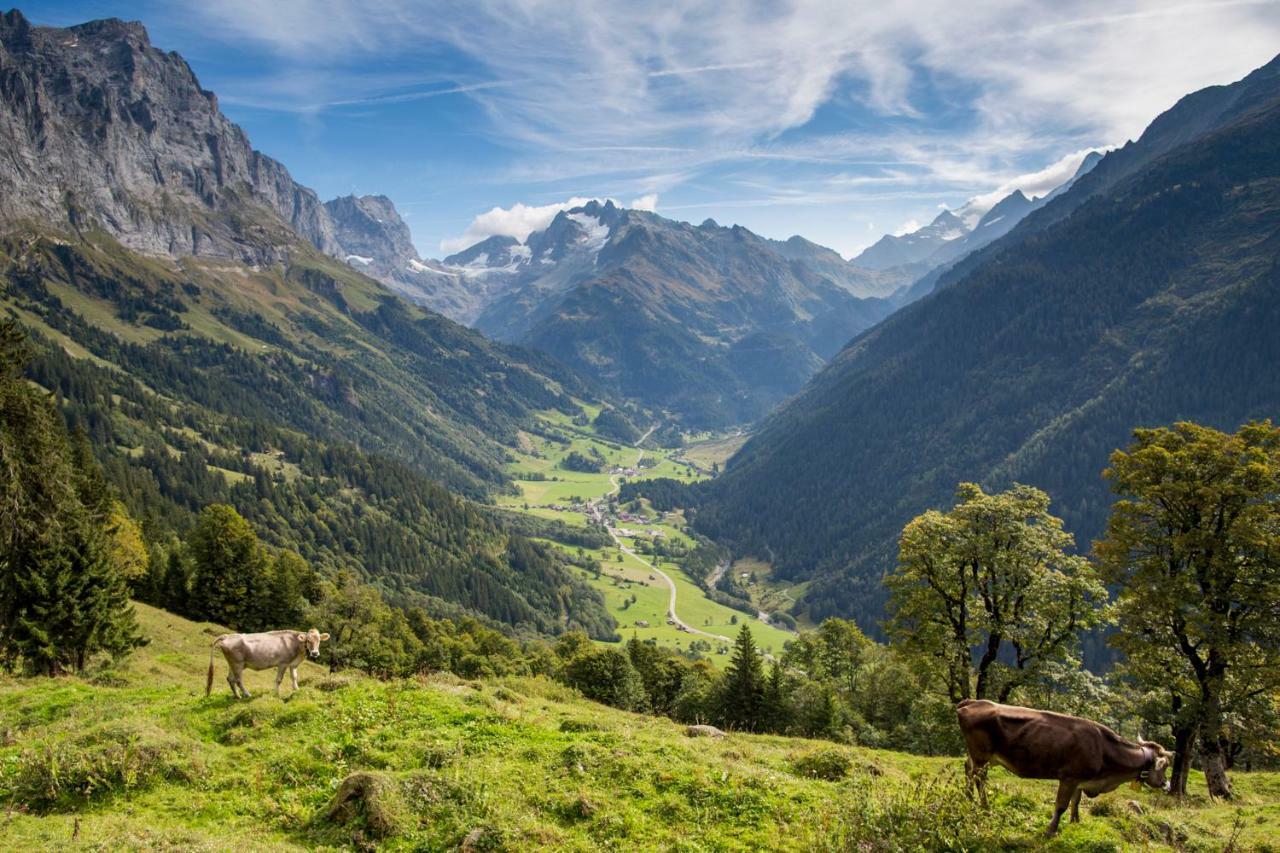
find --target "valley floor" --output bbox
[1,604,1276,851]
[497,413,793,661]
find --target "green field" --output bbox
[500,416,790,664]
[2,604,1275,851]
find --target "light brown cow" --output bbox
[206,629,330,699]
[957,699,1172,835]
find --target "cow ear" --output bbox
[297,632,307,642]
[320,633,330,641]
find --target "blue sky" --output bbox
[21,0,1280,258]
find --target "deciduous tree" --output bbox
[887,483,1109,704]
[1097,421,1280,799]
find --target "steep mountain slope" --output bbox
[467,201,909,427]
[323,194,473,319]
[853,209,968,270]
[695,56,1280,629]
[0,10,614,637]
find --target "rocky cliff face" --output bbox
[322,193,478,318]
[0,10,345,263]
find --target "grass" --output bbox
[2,604,1276,851]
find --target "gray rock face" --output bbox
[323,194,476,319]
[0,10,485,315]
[0,10,339,264]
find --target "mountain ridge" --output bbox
[694,52,1280,629]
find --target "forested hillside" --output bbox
[696,53,1280,628]
[0,11,617,637]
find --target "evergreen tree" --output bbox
[0,320,141,673]
[161,549,191,616]
[762,660,791,733]
[260,550,315,629]
[720,625,765,731]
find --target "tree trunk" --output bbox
[1201,737,1234,799]
[1200,669,1234,800]
[1169,725,1194,798]
[974,632,1002,700]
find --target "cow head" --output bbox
[1140,742,1173,792]
[297,628,331,659]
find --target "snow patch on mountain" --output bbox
[567,212,610,252]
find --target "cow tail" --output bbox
[206,637,221,697]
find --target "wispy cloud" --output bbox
[181,0,1280,254]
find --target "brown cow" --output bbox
[206,628,330,699]
[957,699,1172,835]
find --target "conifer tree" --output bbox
[0,320,142,673]
[720,625,765,731]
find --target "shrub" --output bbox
[791,748,853,781]
[6,721,193,811]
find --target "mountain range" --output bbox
[0,9,616,637]
[695,52,1280,630]
[451,202,916,426]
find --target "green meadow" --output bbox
[2,604,1275,851]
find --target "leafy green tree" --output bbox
[105,501,150,587]
[887,483,1109,704]
[564,647,647,711]
[783,618,873,697]
[1097,422,1280,799]
[189,504,267,629]
[720,625,765,731]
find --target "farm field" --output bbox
[2,604,1274,852]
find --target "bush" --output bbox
[6,721,194,811]
[791,747,853,781]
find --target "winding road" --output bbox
[599,427,732,643]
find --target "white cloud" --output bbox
[439,196,597,254]
[960,147,1102,216]
[629,193,660,212]
[892,218,922,236]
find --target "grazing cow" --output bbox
[206,628,330,699]
[956,699,1172,835]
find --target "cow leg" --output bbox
[275,665,286,696]
[232,662,251,699]
[1070,788,1082,823]
[290,666,299,692]
[1047,780,1076,836]
[226,670,239,697]
[965,756,989,809]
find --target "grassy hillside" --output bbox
[2,604,1276,851]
